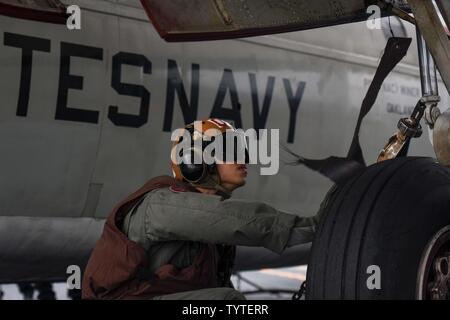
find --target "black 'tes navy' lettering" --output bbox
[210,69,242,128]
[109,52,151,128]
[249,73,275,136]
[56,42,103,124]
[4,33,50,117]
[283,79,306,143]
[163,59,199,132]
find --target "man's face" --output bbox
[216,163,247,191]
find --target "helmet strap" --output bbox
[191,171,232,199]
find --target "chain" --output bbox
[292,281,306,300]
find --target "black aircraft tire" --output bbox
[306,157,450,300]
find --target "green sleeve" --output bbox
[140,188,314,254]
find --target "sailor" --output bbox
[82,118,327,300]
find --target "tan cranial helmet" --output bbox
[171,118,243,194]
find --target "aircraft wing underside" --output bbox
[140,0,408,41]
[0,0,411,40]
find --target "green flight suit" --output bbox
[121,186,329,300]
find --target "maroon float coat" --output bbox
[82,176,219,300]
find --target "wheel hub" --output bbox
[429,252,450,299]
[417,225,450,300]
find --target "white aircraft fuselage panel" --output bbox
[0,0,448,283]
